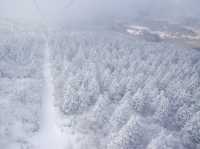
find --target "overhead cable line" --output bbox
[32,0,75,24]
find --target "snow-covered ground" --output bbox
[29,34,74,149]
[113,19,200,49]
[0,20,200,149]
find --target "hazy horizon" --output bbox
[1,0,200,25]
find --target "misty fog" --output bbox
[1,0,200,25]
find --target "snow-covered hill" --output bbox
[0,20,200,149]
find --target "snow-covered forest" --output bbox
[0,0,200,149]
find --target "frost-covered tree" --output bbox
[175,105,193,129]
[0,22,44,148]
[107,92,134,133]
[107,116,147,149]
[86,94,114,130]
[153,91,174,129]
[147,131,184,149]
[181,112,200,147]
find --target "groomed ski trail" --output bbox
[31,35,74,149]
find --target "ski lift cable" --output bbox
[63,0,75,10]
[32,0,75,40]
[32,0,75,25]
[32,0,47,26]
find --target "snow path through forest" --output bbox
[30,35,74,149]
